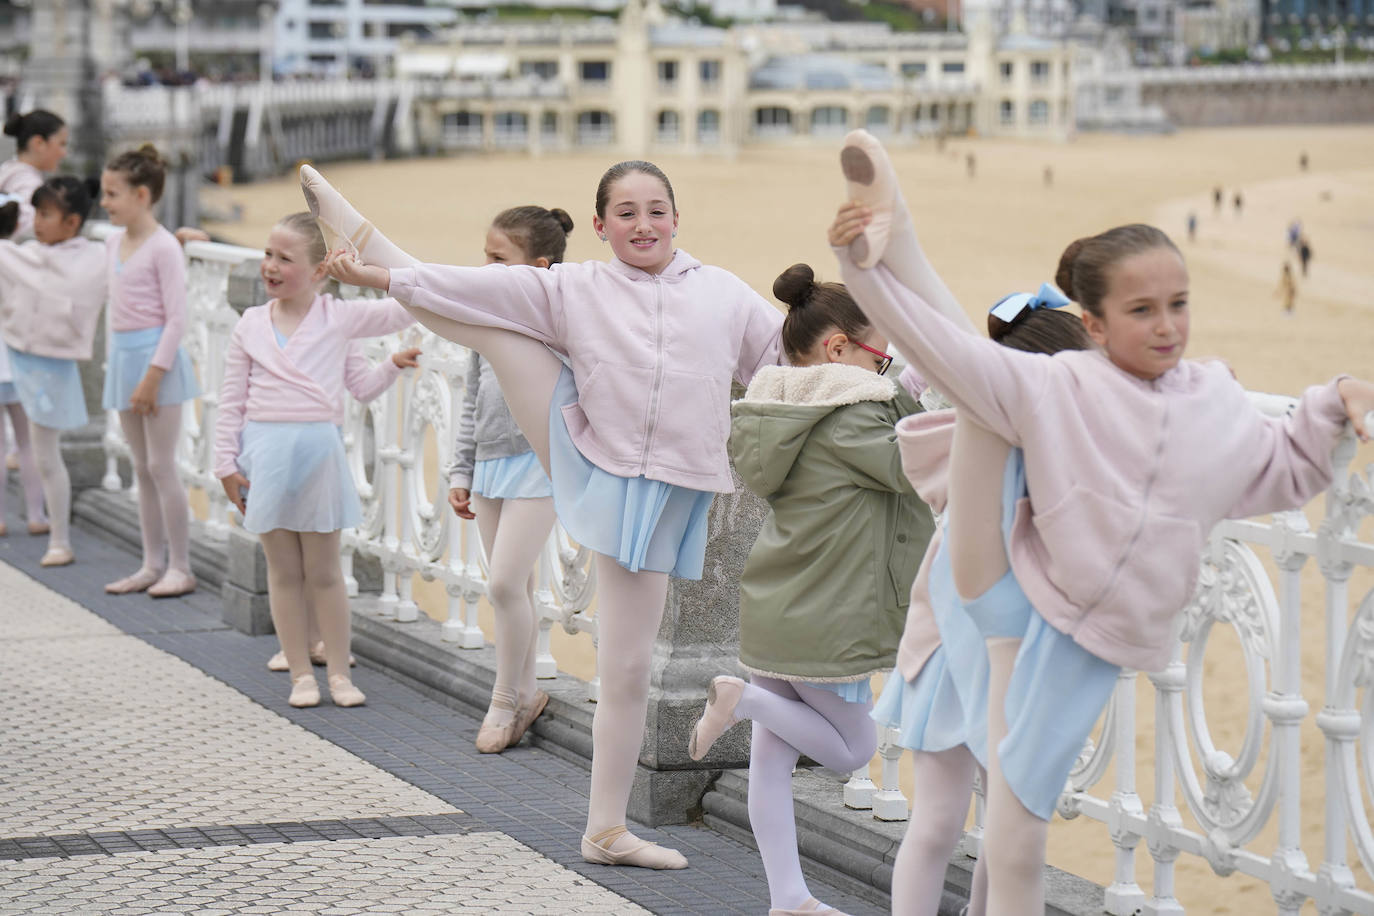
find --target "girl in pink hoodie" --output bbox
[832,130,1374,915]
[302,160,785,870]
[214,212,415,710]
[0,176,105,566]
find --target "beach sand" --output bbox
[204,125,1374,913]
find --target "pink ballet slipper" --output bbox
[580,825,687,870]
[839,129,906,268]
[688,675,745,761]
[105,567,164,594]
[289,674,320,708]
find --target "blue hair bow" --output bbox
[989,282,1070,324]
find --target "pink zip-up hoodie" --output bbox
[213,294,413,479]
[0,159,43,240]
[0,236,107,360]
[837,250,1349,672]
[387,248,785,493]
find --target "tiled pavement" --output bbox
[0,497,885,916]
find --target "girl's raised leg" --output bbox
[581,554,686,869]
[299,529,363,706]
[731,678,877,773]
[260,528,318,707]
[106,411,166,593]
[29,424,73,565]
[982,636,1046,916]
[838,130,974,333]
[300,165,419,270]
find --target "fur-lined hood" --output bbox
[731,363,902,499]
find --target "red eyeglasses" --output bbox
[825,335,894,375]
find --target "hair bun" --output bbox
[135,143,166,167]
[773,263,816,310]
[2,114,20,138]
[1054,238,1088,302]
[549,207,574,234]
[987,312,1012,342]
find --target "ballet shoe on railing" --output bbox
[839,129,904,269]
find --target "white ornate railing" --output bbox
[92,226,601,699]
[95,223,1374,911]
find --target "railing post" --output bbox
[871,724,910,822]
[1104,668,1146,916]
[1145,651,1185,915]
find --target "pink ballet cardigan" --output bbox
[0,159,43,240]
[213,294,413,479]
[105,225,189,371]
[0,236,107,360]
[836,249,1349,672]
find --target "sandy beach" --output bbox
[205,124,1374,913]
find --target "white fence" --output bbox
[99,228,1374,913]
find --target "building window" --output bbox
[999,100,1015,126]
[900,61,927,78]
[865,105,891,133]
[580,61,610,83]
[753,106,793,137]
[657,110,680,142]
[658,60,679,89]
[1031,60,1050,83]
[697,109,721,144]
[810,106,849,135]
[308,21,336,39]
[941,61,965,75]
[520,60,558,80]
[700,59,721,87]
[442,111,483,148]
[494,111,529,146]
[999,61,1013,82]
[1029,100,1049,124]
[541,111,559,140]
[577,110,614,145]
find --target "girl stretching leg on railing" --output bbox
[831,129,1374,916]
[304,159,785,870]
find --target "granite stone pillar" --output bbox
[628,464,768,826]
[222,525,275,636]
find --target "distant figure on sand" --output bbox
[1186,212,1197,243]
[1300,151,1309,171]
[1043,166,1053,188]
[966,153,976,178]
[1287,219,1302,250]
[1212,186,1223,213]
[1233,191,1244,215]
[1277,262,1296,316]
[1298,236,1313,276]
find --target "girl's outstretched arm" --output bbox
[342,340,403,404]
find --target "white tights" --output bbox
[472,493,556,724]
[260,528,353,681]
[118,407,191,576]
[28,424,70,551]
[0,403,45,527]
[737,675,878,910]
[893,746,988,916]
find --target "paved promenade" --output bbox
[0,498,883,916]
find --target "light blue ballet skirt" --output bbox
[0,381,15,404]
[472,450,553,500]
[233,327,360,534]
[871,448,1119,820]
[808,679,875,704]
[6,346,88,430]
[548,365,714,580]
[102,326,201,411]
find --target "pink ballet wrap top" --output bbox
[105,226,189,370]
[836,247,1349,672]
[0,159,43,240]
[0,236,107,360]
[213,293,412,479]
[387,248,785,493]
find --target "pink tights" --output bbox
[471,493,556,724]
[117,407,191,577]
[0,403,45,528]
[259,528,353,680]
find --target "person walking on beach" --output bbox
[1187,212,1197,243]
[1233,190,1244,215]
[1298,235,1313,277]
[1212,186,1223,213]
[1277,262,1297,317]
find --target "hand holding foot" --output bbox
[324,248,389,291]
[828,202,871,248]
[839,129,903,268]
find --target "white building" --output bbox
[395,0,1075,156]
[273,0,462,77]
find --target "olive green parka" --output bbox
[730,363,935,683]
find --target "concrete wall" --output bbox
[1142,72,1374,125]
